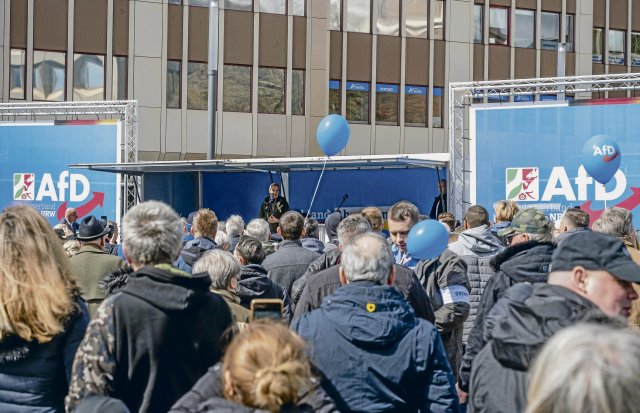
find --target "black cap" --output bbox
[187,211,197,225]
[551,231,640,283]
[76,216,110,241]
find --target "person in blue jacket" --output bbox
[0,205,89,413]
[292,232,459,413]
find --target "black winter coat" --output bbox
[291,248,342,306]
[237,264,292,322]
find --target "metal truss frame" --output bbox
[448,73,640,221]
[0,100,138,213]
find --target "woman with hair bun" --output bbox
[170,320,337,413]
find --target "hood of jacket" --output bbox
[183,236,217,250]
[324,212,342,242]
[320,282,416,347]
[490,241,555,284]
[121,264,213,312]
[490,283,606,371]
[450,225,504,256]
[301,237,325,254]
[238,264,277,300]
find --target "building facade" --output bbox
[1,0,639,161]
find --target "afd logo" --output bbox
[13,171,91,202]
[349,83,366,91]
[593,145,619,163]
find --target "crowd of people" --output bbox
[1,183,640,413]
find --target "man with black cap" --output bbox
[467,231,640,413]
[69,215,125,318]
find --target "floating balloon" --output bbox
[317,114,350,156]
[406,219,449,261]
[582,135,622,185]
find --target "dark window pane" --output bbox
[405,85,427,127]
[112,56,128,100]
[10,49,26,100]
[167,60,181,109]
[73,54,105,101]
[432,87,443,128]
[565,15,575,52]
[223,64,251,112]
[346,81,369,123]
[292,69,305,115]
[632,33,640,66]
[375,84,398,125]
[33,51,66,102]
[258,67,285,114]
[329,80,341,114]
[489,7,508,46]
[473,5,483,44]
[187,62,208,110]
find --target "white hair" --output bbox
[526,323,640,413]
[226,215,245,237]
[341,232,393,284]
[122,201,182,266]
[246,218,271,243]
[193,249,241,290]
[215,230,231,251]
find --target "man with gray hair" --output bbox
[66,201,233,413]
[292,233,459,413]
[555,207,591,246]
[226,214,245,253]
[245,218,277,256]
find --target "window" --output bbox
[565,15,575,52]
[593,28,604,63]
[292,0,305,16]
[489,7,509,46]
[9,49,26,100]
[73,54,105,101]
[632,33,640,66]
[223,65,251,112]
[189,0,209,6]
[432,87,443,128]
[258,0,285,14]
[375,83,398,125]
[609,30,626,65]
[345,0,371,33]
[406,0,428,38]
[258,67,285,114]
[376,0,400,36]
[168,0,182,4]
[224,0,252,11]
[473,5,483,44]
[187,62,208,110]
[433,0,444,40]
[329,80,341,114]
[112,56,128,100]
[329,0,341,31]
[291,69,305,115]
[346,81,370,123]
[33,51,66,101]
[541,12,560,50]
[405,85,427,127]
[515,9,534,48]
[167,60,181,109]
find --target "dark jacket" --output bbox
[301,237,325,254]
[0,299,89,413]
[262,240,320,296]
[429,194,447,219]
[292,283,459,413]
[175,237,219,274]
[323,212,342,251]
[65,265,233,413]
[169,362,339,413]
[468,283,608,413]
[291,248,342,306]
[259,196,290,234]
[414,249,470,379]
[458,241,555,392]
[293,264,435,323]
[237,264,292,323]
[554,226,592,246]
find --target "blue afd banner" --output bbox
[471,100,640,226]
[1,121,120,225]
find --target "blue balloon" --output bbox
[582,135,622,185]
[317,114,350,156]
[406,219,449,261]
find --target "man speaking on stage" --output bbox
[259,183,290,234]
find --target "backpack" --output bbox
[181,240,218,267]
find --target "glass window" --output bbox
[593,28,604,63]
[33,51,66,102]
[565,14,575,52]
[167,60,181,109]
[515,9,534,48]
[489,7,509,46]
[541,12,560,50]
[223,65,251,112]
[375,83,398,125]
[292,0,305,16]
[346,81,370,123]
[405,85,427,127]
[345,0,371,33]
[73,54,105,101]
[376,0,399,36]
[259,0,285,14]
[609,30,626,65]
[224,0,252,11]
[432,87,443,128]
[632,33,640,66]
[433,0,444,40]
[329,80,341,114]
[169,0,182,4]
[9,49,26,100]
[406,0,428,38]
[112,56,128,100]
[292,69,305,115]
[329,0,341,31]
[187,62,208,110]
[473,5,483,44]
[189,0,209,6]
[258,67,285,114]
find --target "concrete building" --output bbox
[1,0,639,161]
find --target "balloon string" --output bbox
[305,158,328,225]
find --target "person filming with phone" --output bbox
[259,183,290,235]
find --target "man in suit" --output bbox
[60,207,79,235]
[258,183,290,234]
[429,179,448,219]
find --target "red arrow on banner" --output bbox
[56,192,106,222]
[581,187,640,226]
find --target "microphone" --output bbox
[336,194,349,211]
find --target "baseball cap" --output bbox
[497,208,549,237]
[550,231,640,283]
